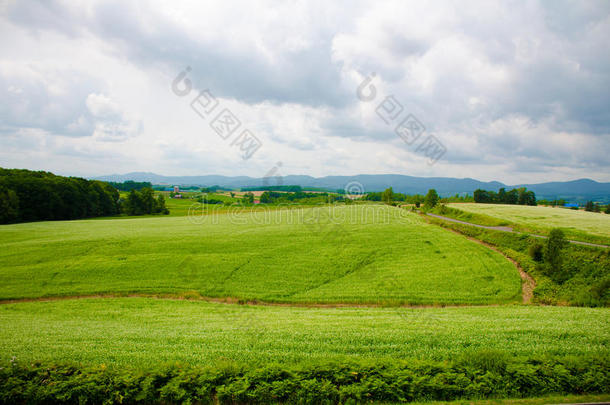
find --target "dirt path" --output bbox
[437,224,536,304]
[0,292,512,308]
[426,213,609,249]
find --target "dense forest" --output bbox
[107,180,152,191]
[0,168,120,224]
[0,169,168,224]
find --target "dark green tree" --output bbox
[498,188,507,203]
[243,192,255,204]
[543,229,568,282]
[528,241,544,262]
[424,189,439,209]
[505,189,519,204]
[0,187,19,223]
[584,201,595,212]
[154,194,169,214]
[382,187,393,204]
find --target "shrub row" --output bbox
[1,354,609,404]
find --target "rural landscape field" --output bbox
[1,188,609,403]
[2,0,610,403]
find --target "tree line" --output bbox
[0,169,169,224]
[107,180,152,191]
[0,168,120,223]
[473,187,536,205]
[123,188,169,216]
[259,190,340,204]
[366,188,468,207]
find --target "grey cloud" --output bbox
[0,68,100,138]
[6,0,352,108]
[2,0,609,181]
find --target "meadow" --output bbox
[0,205,521,305]
[1,202,609,403]
[447,203,610,242]
[1,298,608,367]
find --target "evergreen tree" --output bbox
[424,189,439,208]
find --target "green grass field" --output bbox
[447,203,610,242]
[0,205,521,305]
[1,298,608,367]
[1,203,609,402]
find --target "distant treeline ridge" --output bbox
[473,187,536,205]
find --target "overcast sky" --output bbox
[1,0,609,184]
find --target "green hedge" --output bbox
[1,354,609,404]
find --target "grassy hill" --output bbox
[0,205,520,305]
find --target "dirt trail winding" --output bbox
[425,214,536,303]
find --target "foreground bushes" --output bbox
[1,355,608,404]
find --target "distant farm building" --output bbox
[173,185,180,193]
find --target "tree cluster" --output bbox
[537,199,566,206]
[364,190,424,204]
[107,180,152,191]
[529,229,569,283]
[0,168,120,224]
[584,201,603,213]
[123,188,169,216]
[259,191,338,204]
[473,187,536,205]
[243,185,303,192]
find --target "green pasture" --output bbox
[0,205,521,305]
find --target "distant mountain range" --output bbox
[94,172,610,203]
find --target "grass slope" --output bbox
[448,203,610,241]
[0,205,521,305]
[0,298,608,367]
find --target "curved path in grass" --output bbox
[426,213,609,248]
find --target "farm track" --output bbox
[0,292,517,308]
[426,218,536,304]
[426,213,609,248]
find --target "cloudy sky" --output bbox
[1,0,609,184]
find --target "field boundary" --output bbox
[427,217,535,304]
[0,292,522,308]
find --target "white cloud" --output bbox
[0,0,608,183]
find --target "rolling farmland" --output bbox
[0,205,521,305]
[0,203,608,403]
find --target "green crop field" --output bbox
[0,205,521,305]
[1,298,608,367]
[447,203,610,241]
[1,203,609,403]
